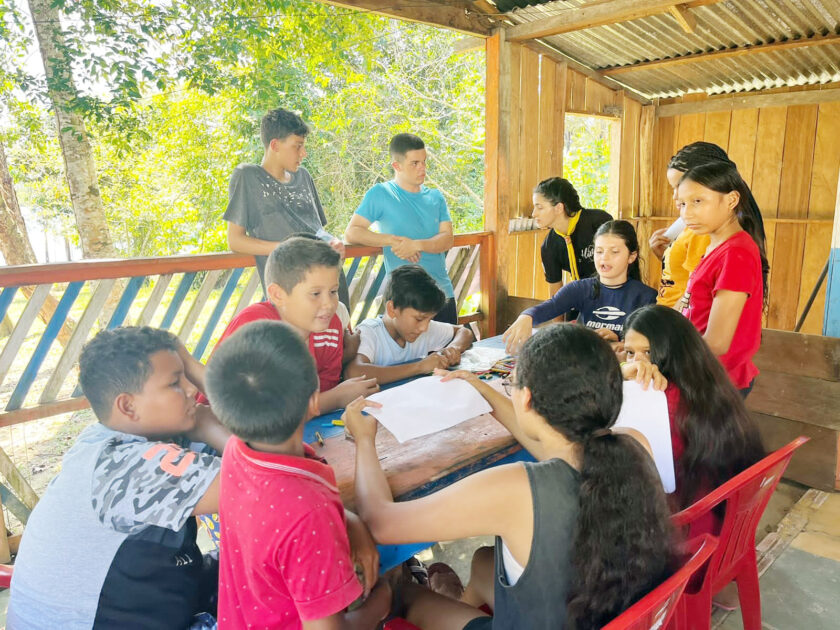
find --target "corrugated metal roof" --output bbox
[503,0,840,97]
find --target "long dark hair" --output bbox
[679,161,769,304]
[669,142,767,261]
[534,177,583,217]
[516,325,675,629]
[625,305,765,509]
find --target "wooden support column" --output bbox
[483,29,521,335]
[637,104,660,287]
[824,167,840,337]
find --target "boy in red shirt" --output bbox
[197,236,377,412]
[205,320,391,628]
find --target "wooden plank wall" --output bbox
[505,50,645,304]
[651,91,840,334]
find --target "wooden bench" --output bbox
[748,329,840,491]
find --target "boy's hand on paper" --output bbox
[621,361,668,391]
[440,346,462,366]
[419,351,449,373]
[502,314,533,355]
[344,510,379,598]
[649,228,670,260]
[335,376,379,406]
[342,396,382,442]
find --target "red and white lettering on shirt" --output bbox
[218,437,362,627]
[196,301,344,404]
[682,231,762,389]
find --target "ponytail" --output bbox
[567,432,674,629]
[517,325,677,629]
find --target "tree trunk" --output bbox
[0,139,76,345]
[26,0,117,260]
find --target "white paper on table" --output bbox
[613,381,675,493]
[457,346,510,372]
[366,375,493,443]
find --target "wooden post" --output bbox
[824,167,840,337]
[483,29,514,337]
[637,104,658,286]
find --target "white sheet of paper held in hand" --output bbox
[613,381,676,493]
[366,376,493,443]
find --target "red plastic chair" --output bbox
[384,536,718,630]
[668,436,809,630]
[603,534,718,630]
[0,564,12,588]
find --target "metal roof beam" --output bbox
[602,33,840,76]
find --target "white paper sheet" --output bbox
[613,381,676,493]
[367,376,493,443]
[456,346,510,372]
[663,217,686,242]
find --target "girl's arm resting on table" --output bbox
[522,282,578,325]
[344,397,529,547]
[703,289,748,356]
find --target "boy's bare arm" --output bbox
[343,215,398,248]
[343,353,447,386]
[191,474,220,516]
[318,377,380,413]
[439,325,474,365]
[186,405,232,453]
[227,221,278,256]
[175,339,207,395]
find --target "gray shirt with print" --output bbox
[224,164,328,287]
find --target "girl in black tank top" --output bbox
[345,325,676,629]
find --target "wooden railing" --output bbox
[0,233,493,430]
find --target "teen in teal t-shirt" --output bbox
[355,180,455,298]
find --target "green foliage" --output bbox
[1,0,485,257]
[563,114,612,211]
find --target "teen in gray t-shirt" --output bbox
[224,108,349,306]
[224,163,328,287]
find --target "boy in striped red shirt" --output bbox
[197,236,378,412]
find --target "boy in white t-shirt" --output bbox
[345,265,474,385]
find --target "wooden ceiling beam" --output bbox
[505,0,724,41]
[317,1,494,36]
[656,86,840,117]
[668,4,696,34]
[602,33,840,76]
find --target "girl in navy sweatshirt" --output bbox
[503,220,656,354]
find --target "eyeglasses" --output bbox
[501,378,513,396]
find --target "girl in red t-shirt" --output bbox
[674,161,769,394]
